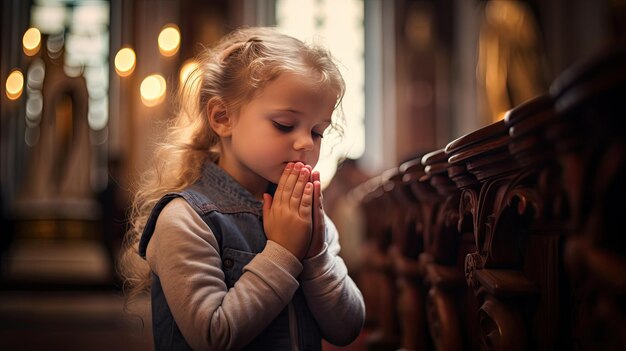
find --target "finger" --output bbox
[275,162,294,199]
[304,165,313,181]
[312,170,320,184]
[299,182,314,218]
[281,162,303,203]
[290,167,310,210]
[311,179,321,227]
[312,178,323,210]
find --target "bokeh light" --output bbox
[179,59,198,85]
[23,27,41,56]
[114,47,136,77]
[179,59,201,99]
[6,69,25,100]
[140,74,167,107]
[158,24,180,57]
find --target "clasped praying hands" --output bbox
[262,162,326,260]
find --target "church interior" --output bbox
[1,0,625,350]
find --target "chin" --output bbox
[266,176,280,185]
[263,169,283,185]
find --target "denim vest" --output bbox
[139,162,321,351]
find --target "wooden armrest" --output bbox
[474,269,538,297]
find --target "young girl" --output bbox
[120,27,365,350]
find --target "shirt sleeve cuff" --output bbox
[259,240,304,278]
[301,242,332,280]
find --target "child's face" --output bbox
[222,72,337,191]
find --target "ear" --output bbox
[207,98,232,137]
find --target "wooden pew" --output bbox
[388,158,430,351]
[503,94,574,350]
[445,120,538,351]
[548,41,626,351]
[357,174,400,351]
[351,177,379,331]
[419,149,475,351]
[361,39,626,351]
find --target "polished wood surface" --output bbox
[358,39,626,351]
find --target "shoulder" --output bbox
[147,198,221,268]
[159,197,201,220]
[155,198,216,243]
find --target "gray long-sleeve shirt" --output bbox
[146,198,365,350]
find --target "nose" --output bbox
[293,132,314,151]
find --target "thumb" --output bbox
[262,193,273,219]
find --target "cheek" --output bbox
[307,146,322,167]
[258,137,285,154]
[235,124,272,152]
[244,137,286,165]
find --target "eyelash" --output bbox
[272,121,324,139]
[311,130,324,139]
[272,121,293,132]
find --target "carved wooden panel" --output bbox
[361,37,626,351]
[549,41,626,351]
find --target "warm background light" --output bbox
[179,60,201,97]
[179,59,199,85]
[140,74,166,107]
[180,60,198,84]
[114,47,136,77]
[158,24,180,57]
[6,69,25,100]
[23,27,41,56]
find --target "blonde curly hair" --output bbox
[119,26,346,304]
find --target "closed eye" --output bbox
[273,121,325,139]
[272,121,294,132]
[312,130,324,139]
